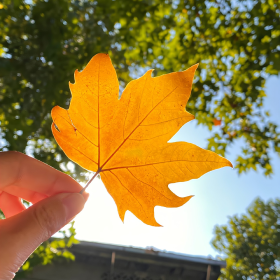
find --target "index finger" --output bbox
[0,151,86,197]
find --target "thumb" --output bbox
[0,193,86,280]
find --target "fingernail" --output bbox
[61,193,86,221]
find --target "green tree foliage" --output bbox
[0,0,279,178]
[212,198,280,279]
[0,209,4,219]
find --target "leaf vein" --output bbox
[103,160,223,171]
[100,86,179,169]
[127,168,171,201]
[140,116,191,127]
[109,170,146,215]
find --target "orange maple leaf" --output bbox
[51,53,232,226]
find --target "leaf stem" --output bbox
[80,170,100,194]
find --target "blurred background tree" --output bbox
[0,0,279,179]
[0,0,279,276]
[212,198,280,279]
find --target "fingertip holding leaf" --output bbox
[51,53,232,226]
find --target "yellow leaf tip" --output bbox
[223,158,233,168]
[146,69,154,77]
[180,195,194,206]
[95,53,111,60]
[189,63,199,72]
[152,221,163,227]
[51,105,59,115]
[118,209,126,222]
[185,195,194,202]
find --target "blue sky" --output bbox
[70,75,280,259]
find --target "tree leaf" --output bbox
[51,53,232,226]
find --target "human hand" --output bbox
[0,151,88,280]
